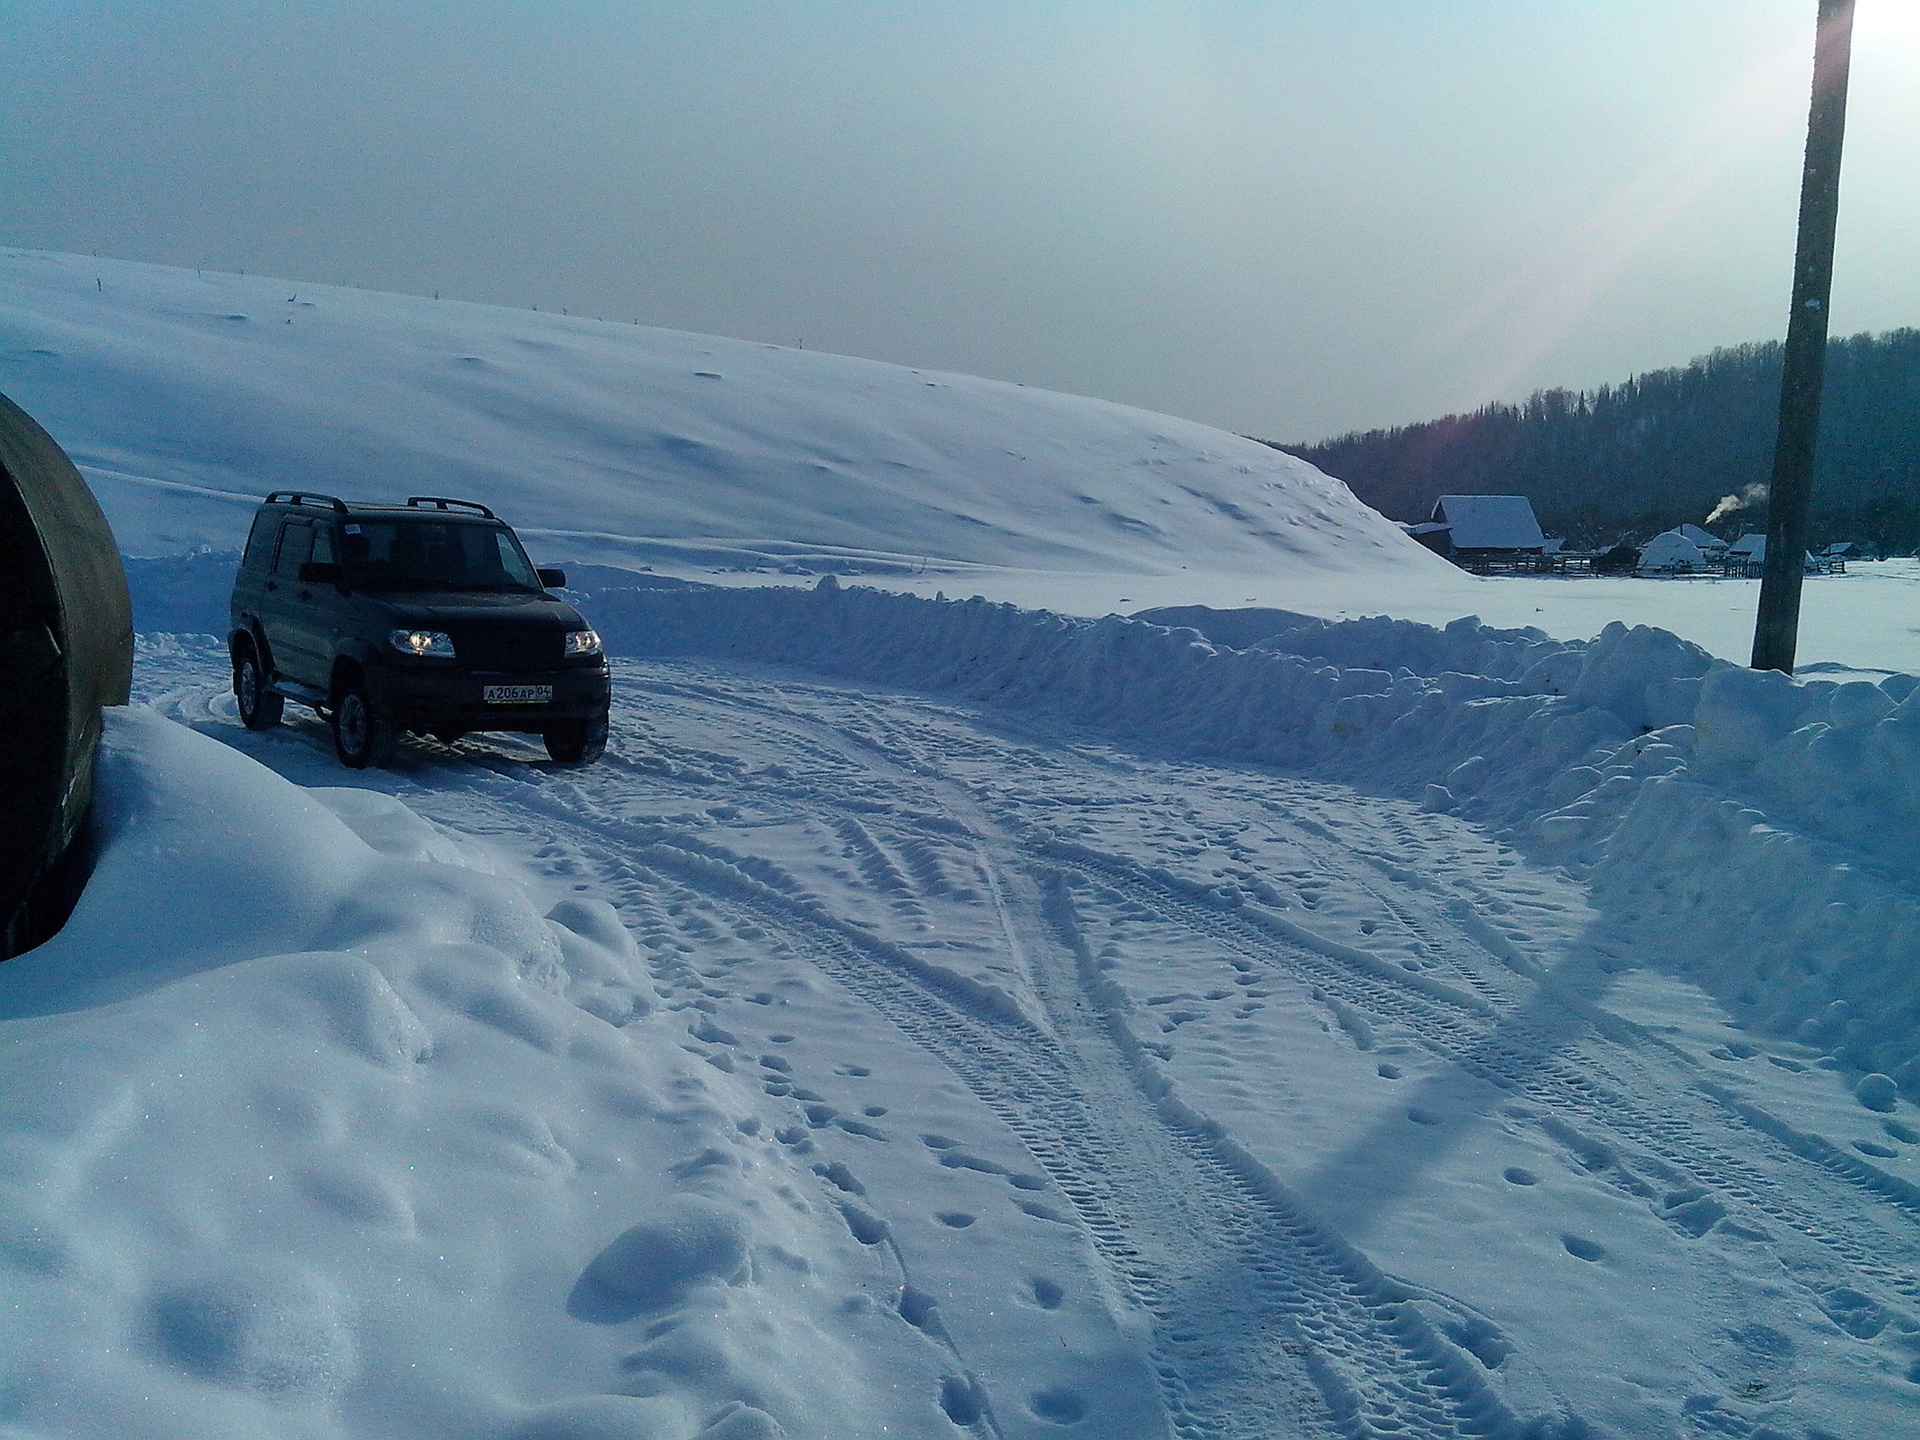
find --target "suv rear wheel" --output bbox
[545,713,609,765]
[332,676,400,769]
[234,644,284,730]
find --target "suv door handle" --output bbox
[266,580,279,591]
[299,590,312,601]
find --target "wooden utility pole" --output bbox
[1751,0,1856,674]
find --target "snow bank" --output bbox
[1,248,1434,586]
[0,709,961,1440]
[596,581,1920,1090]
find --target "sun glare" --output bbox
[1851,0,1920,88]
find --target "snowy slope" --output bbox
[0,247,1430,581]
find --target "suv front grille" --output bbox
[453,626,563,670]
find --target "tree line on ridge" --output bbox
[1270,329,1920,552]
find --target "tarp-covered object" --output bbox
[1429,495,1545,552]
[0,389,133,957]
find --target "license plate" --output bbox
[483,684,552,704]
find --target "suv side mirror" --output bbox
[536,568,566,589]
[298,560,344,585]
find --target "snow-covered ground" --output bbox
[5,618,1912,1440]
[4,252,1920,1438]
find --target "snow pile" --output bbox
[593,580,1920,1090]
[1138,604,1579,681]
[0,709,992,1440]
[0,247,1431,584]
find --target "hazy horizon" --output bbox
[5,2,1917,442]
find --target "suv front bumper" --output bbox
[369,662,611,732]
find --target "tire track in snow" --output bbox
[1027,834,1920,1314]
[656,673,1920,1330]
[443,752,1535,1439]
[392,671,1544,1438]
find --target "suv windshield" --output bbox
[340,519,541,592]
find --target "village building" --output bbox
[1677,523,1729,556]
[1418,495,1547,569]
[1821,540,1879,561]
[1726,533,1767,576]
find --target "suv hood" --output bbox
[370,591,585,631]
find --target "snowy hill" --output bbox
[12,247,1920,671]
[0,247,1433,581]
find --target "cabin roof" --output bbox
[1429,495,1545,551]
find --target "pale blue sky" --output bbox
[4,2,1916,438]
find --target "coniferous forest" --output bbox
[1274,329,1920,551]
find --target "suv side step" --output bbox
[268,676,329,709]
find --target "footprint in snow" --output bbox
[1029,1388,1089,1424]
[940,1376,986,1426]
[838,1203,889,1246]
[567,1198,749,1323]
[811,1161,864,1195]
[1018,1201,1071,1223]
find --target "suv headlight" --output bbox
[390,628,456,658]
[564,629,603,657]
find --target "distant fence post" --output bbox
[1751,0,1856,674]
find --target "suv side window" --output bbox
[242,513,276,572]
[274,521,314,577]
[311,524,337,566]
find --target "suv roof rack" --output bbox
[264,490,351,514]
[406,495,497,519]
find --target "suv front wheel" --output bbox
[545,713,609,765]
[233,645,284,731]
[332,677,401,769]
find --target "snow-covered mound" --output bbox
[0,248,1433,582]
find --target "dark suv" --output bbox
[229,493,612,768]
